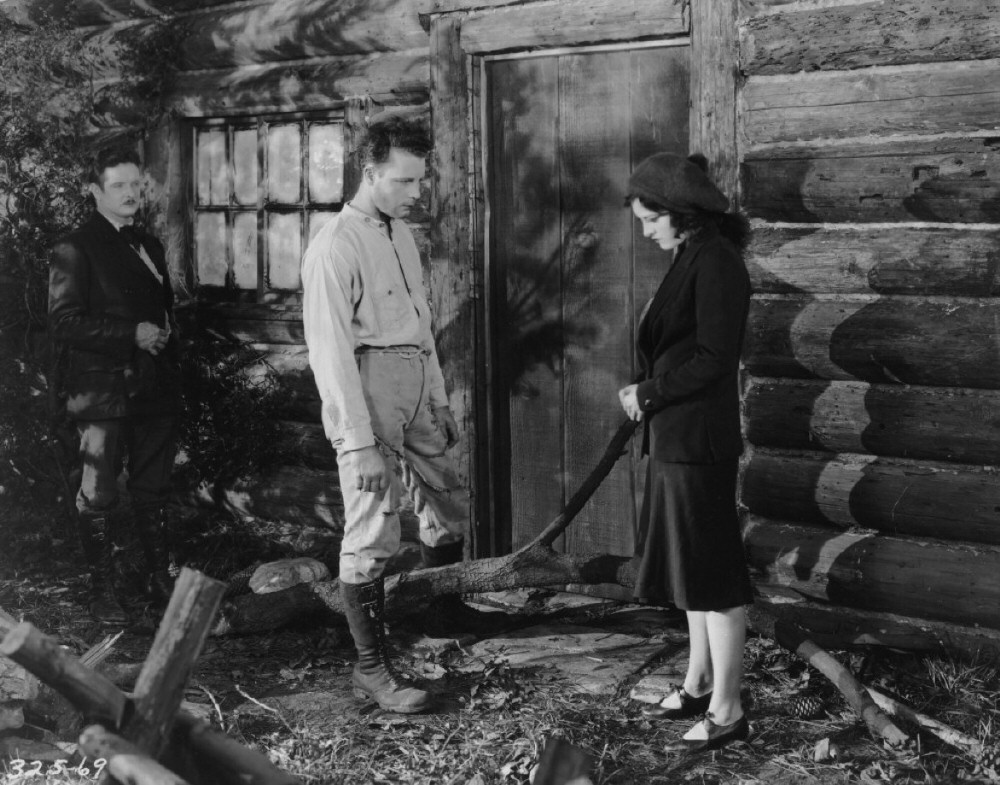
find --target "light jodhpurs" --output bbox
[75,415,178,514]
[337,349,469,583]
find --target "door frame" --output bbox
[424,1,739,558]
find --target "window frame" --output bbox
[187,109,347,303]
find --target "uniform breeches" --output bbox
[337,351,469,583]
[75,415,178,514]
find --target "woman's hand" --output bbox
[618,384,644,422]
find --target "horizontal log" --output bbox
[740,0,1000,76]
[0,0,234,26]
[191,465,345,528]
[747,590,1000,659]
[742,449,1000,545]
[744,377,1000,464]
[110,0,427,73]
[199,313,304,345]
[747,225,1000,296]
[742,137,1000,223]
[742,59,1000,145]
[170,51,429,116]
[744,295,1000,388]
[274,420,336,470]
[416,0,549,15]
[743,515,1000,629]
[458,0,687,54]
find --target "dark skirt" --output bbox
[633,458,754,611]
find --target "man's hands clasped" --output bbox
[135,321,169,355]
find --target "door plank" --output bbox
[489,56,566,549]
[560,51,636,555]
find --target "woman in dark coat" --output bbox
[618,152,754,752]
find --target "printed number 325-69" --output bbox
[6,758,108,780]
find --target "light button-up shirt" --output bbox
[301,204,449,452]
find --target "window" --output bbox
[191,113,346,295]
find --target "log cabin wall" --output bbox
[0,0,433,527]
[736,0,1000,647]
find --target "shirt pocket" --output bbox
[373,285,414,333]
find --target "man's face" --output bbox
[89,163,142,224]
[367,149,426,219]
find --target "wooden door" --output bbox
[486,44,690,555]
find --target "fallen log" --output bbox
[127,569,226,756]
[213,419,642,635]
[866,685,983,759]
[0,622,129,729]
[774,622,909,748]
[1,606,301,784]
[79,724,189,785]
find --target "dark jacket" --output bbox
[49,212,180,420]
[635,225,750,463]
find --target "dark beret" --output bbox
[626,153,729,214]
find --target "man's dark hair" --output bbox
[358,117,432,168]
[86,146,143,187]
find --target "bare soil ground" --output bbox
[2,503,1000,784]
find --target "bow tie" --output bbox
[119,225,142,250]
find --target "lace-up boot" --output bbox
[342,578,432,713]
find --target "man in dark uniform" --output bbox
[49,146,181,623]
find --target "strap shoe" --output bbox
[664,712,750,753]
[642,685,712,720]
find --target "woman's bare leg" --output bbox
[683,605,745,739]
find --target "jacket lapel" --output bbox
[91,214,165,287]
[639,235,703,333]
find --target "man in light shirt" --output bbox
[302,117,470,713]
[49,146,180,624]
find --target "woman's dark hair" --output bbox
[635,196,751,251]
[359,116,432,168]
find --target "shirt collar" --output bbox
[343,202,392,233]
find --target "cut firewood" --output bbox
[866,685,983,759]
[1,621,129,728]
[1,585,301,785]
[775,622,909,748]
[126,568,226,757]
[79,724,190,785]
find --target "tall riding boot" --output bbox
[341,578,432,714]
[77,512,127,624]
[421,539,507,637]
[133,506,175,605]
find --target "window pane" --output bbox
[232,212,258,289]
[307,210,338,242]
[308,123,344,203]
[195,213,227,286]
[233,128,258,206]
[267,212,302,290]
[267,124,301,204]
[196,129,228,205]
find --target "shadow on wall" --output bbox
[740,160,1000,628]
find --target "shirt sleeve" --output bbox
[301,240,375,452]
[636,244,750,411]
[48,239,137,359]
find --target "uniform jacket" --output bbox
[635,225,751,463]
[49,212,180,420]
